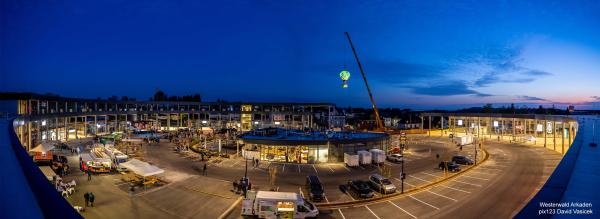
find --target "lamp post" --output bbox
[400,142,405,194]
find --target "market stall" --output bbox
[119,159,164,188]
[39,165,58,181]
[30,142,56,164]
[80,153,112,173]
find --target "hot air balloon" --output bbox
[339,69,350,88]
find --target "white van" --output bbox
[242,191,318,218]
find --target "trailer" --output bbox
[241,191,318,218]
[458,135,473,146]
[369,149,385,164]
[357,150,372,165]
[344,153,359,167]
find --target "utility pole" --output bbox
[344,32,384,131]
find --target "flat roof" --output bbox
[241,128,389,145]
[421,112,577,122]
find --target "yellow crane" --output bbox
[344,32,385,131]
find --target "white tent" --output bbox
[30,142,55,153]
[119,159,164,177]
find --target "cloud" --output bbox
[591,96,600,101]
[465,47,553,87]
[515,95,548,102]
[409,80,492,97]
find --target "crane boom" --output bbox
[344,32,384,130]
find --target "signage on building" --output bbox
[547,122,553,134]
[457,120,463,126]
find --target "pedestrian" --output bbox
[202,163,207,176]
[436,153,439,160]
[87,169,92,181]
[129,185,135,197]
[84,192,90,207]
[89,192,95,207]
[233,181,238,193]
[256,159,259,167]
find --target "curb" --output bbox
[315,147,490,209]
[218,196,243,219]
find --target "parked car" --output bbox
[386,154,403,163]
[452,155,474,165]
[306,175,325,201]
[438,161,461,172]
[347,180,374,199]
[368,174,396,194]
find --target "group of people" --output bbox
[232,177,251,196]
[83,192,96,207]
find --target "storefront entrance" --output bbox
[258,145,329,164]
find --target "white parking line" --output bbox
[409,195,440,210]
[327,165,335,173]
[312,165,318,174]
[477,166,502,171]
[338,209,346,219]
[409,175,433,183]
[388,201,417,219]
[297,165,301,173]
[427,190,457,201]
[421,172,443,178]
[470,170,496,175]
[343,166,351,172]
[435,184,471,193]
[460,175,490,180]
[324,195,329,203]
[452,179,482,187]
[364,205,381,219]
[282,164,286,173]
[299,187,304,198]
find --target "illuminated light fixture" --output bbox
[546,122,553,134]
[339,70,350,88]
[96,124,102,128]
[274,121,281,125]
[68,129,76,133]
[493,121,499,127]
[237,123,241,127]
[457,120,463,126]
[202,120,207,124]
[536,124,543,132]
[42,120,46,126]
[254,121,259,124]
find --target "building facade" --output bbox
[0,93,340,150]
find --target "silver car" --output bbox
[369,174,397,194]
[386,154,403,163]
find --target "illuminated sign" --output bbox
[547,122,553,134]
[457,120,463,126]
[536,124,543,132]
[493,121,499,127]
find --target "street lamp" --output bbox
[400,142,405,194]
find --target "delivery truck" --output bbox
[241,191,318,218]
[344,153,359,167]
[369,149,385,164]
[357,150,372,165]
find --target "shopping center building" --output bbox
[0,92,342,151]
[241,128,389,163]
[421,112,578,155]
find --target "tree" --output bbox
[483,104,493,113]
[153,89,167,101]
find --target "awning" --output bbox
[119,159,164,177]
[30,142,55,153]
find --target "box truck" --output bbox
[369,149,385,164]
[357,150,372,165]
[344,153,359,167]
[241,191,318,218]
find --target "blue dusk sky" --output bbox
[1,0,599,109]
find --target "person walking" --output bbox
[84,192,90,207]
[89,192,95,207]
[87,169,92,181]
[233,181,238,193]
[202,163,207,176]
[256,159,259,168]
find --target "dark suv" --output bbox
[438,161,461,172]
[306,175,325,201]
[452,155,474,165]
[347,180,374,199]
